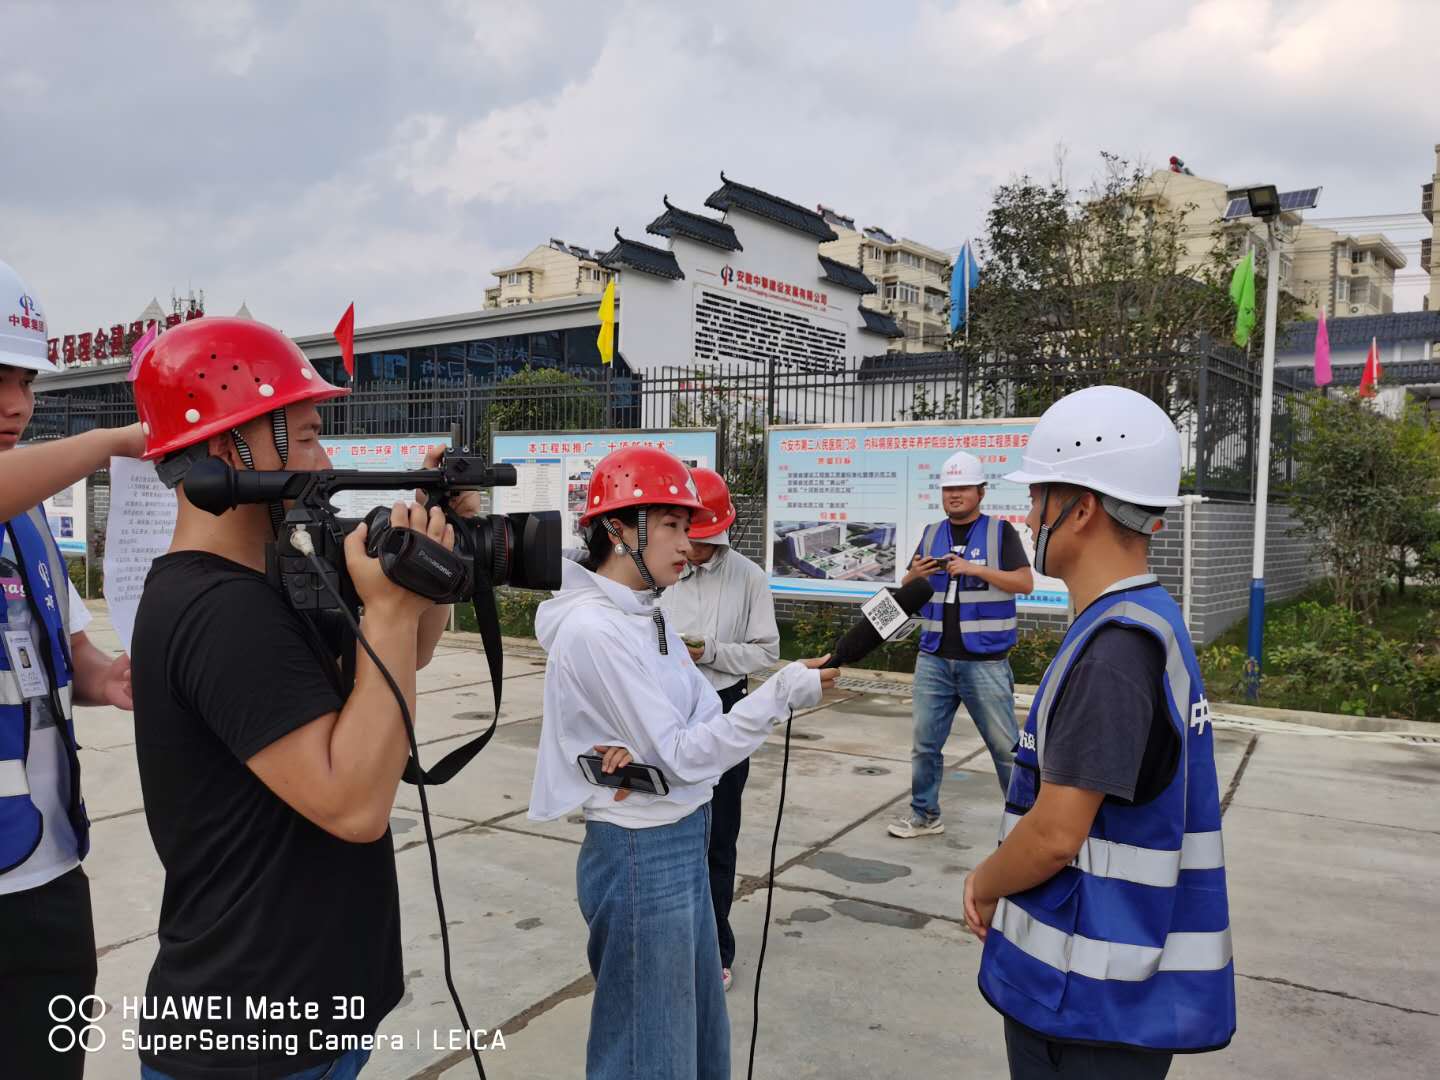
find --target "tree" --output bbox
[963,152,1305,427]
[481,366,606,446]
[1289,393,1440,616]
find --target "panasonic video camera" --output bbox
[183,450,562,614]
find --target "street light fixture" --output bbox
[1222,183,1322,701]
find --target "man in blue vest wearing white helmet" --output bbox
[963,385,1235,1078]
[890,449,1033,839]
[0,256,140,1078]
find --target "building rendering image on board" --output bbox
[772,519,898,582]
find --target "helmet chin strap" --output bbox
[1032,484,1083,578]
[602,512,669,655]
[228,409,290,536]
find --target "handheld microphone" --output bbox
[820,576,932,669]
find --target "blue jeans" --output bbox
[911,651,1018,818]
[142,1049,370,1080]
[577,804,728,1080]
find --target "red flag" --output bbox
[333,302,355,378]
[1358,336,1381,398]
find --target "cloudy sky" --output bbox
[3,0,1436,337]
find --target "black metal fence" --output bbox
[30,343,1297,512]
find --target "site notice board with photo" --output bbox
[491,429,717,550]
[765,419,1069,612]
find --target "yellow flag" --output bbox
[597,278,616,365]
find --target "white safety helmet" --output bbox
[1005,386,1182,508]
[939,450,986,488]
[0,258,57,373]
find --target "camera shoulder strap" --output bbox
[401,588,504,786]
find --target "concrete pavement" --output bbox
[64,607,1440,1078]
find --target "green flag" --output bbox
[1229,251,1256,348]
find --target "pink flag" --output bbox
[1313,306,1332,387]
[126,323,158,381]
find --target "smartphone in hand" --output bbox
[577,754,671,796]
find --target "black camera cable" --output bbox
[294,529,489,1080]
[746,705,794,1080]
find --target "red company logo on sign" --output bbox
[719,265,827,310]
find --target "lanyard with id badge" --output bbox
[1,540,53,701]
[943,519,981,605]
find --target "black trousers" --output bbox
[0,865,98,1080]
[708,679,750,970]
[1005,1018,1173,1080]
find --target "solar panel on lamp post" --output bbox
[1223,184,1321,702]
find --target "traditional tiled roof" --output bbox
[597,229,685,280]
[1278,311,1440,353]
[858,307,905,337]
[646,196,742,252]
[704,172,838,242]
[818,255,876,294]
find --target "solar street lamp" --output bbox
[1223,185,1322,701]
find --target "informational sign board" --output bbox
[43,477,86,556]
[491,429,717,551]
[104,457,173,652]
[320,435,447,519]
[765,419,1068,611]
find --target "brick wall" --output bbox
[728,494,1322,646]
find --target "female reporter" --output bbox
[528,447,835,1080]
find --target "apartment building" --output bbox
[1289,226,1405,318]
[818,207,952,353]
[1138,169,1301,292]
[1423,143,1438,312]
[484,239,614,309]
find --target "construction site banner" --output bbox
[492,429,717,552]
[765,419,1068,611]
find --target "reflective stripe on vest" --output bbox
[992,897,1233,981]
[916,515,1016,653]
[1000,811,1225,886]
[0,758,29,798]
[978,579,1234,1052]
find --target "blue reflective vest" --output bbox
[0,507,85,875]
[978,576,1235,1053]
[916,514,1017,656]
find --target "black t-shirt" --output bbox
[928,518,1030,661]
[1039,622,1179,804]
[131,552,402,1079]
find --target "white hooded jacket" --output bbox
[529,558,821,828]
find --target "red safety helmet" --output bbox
[577,446,706,528]
[687,467,736,540]
[133,317,349,461]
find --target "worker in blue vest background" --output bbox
[964,385,1235,1079]
[0,257,141,1079]
[890,450,1033,839]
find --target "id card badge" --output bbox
[944,546,965,605]
[3,629,49,698]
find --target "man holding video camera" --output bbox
[128,318,462,1080]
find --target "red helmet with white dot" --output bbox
[577,446,706,527]
[132,316,348,461]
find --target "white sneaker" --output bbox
[888,813,944,838]
[722,967,733,992]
